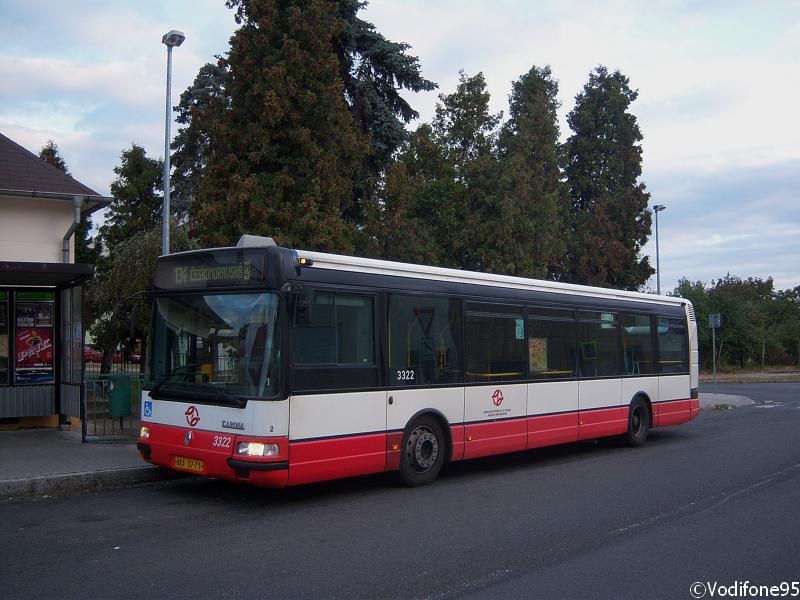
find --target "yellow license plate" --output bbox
[173,456,204,473]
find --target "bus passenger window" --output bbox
[527,309,576,379]
[293,292,374,365]
[465,303,525,383]
[657,317,688,373]
[622,314,654,375]
[388,296,462,386]
[578,312,620,377]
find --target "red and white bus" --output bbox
[137,235,699,487]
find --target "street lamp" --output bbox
[653,204,666,294]
[161,29,186,256]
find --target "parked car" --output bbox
[84,347,141,363]
[83,346,103,363]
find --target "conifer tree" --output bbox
[38,140,100,264]
[101,144,163,248]
[195,0,369,252]
[564,66,653,289]
[491,65,567,278]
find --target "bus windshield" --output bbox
[150,292,281,401]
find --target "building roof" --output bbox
[0,132,111,215]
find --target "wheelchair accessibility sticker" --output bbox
[143,400,153,418]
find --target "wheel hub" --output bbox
[407,427,439,472]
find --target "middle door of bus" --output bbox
[287,288,386,485]
[386,294,466,462]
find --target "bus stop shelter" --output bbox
[0,261,93,429]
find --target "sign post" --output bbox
[709,313,721,394]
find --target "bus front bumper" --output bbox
[137,423,289,488]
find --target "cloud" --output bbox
[642,159,800,292]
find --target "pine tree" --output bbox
[432,70,501,271]
[194,0,369,252]
[101,144,163,249]
[38,140,100,264]
[170,61,229,223]
[492,65,567,278]
[333,0,436,236]
[564,66,653,290]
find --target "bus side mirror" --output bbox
[282,283,312,325]
[295,289,313,325]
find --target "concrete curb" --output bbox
[0,465,169,502]
[699,393,755,409]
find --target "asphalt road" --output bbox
[2,383,799,600]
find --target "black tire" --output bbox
[625,397,650,447]
[399,416,446,487]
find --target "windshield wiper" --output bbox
[149,364,198,396]
[149,378,247,409]
[192,386,247,409]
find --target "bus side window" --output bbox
[465,303,525,383]
[657,317,689,374]
[388,295,462,386]
[621,314,654,375]
[577,311,620,378]
[293,291,374,365]
[527,308,577,379]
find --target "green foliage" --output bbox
[433,70,500,173]
[673,276,800,369]
[492,65,568,278]
[38,140,69,173]
[102,144,163,248]
[88,225,196,370]
[565,66,653,290]
[333,0,436,235]
[38,140,100,264]
[91,144,164,367]
[170,61,229,222]
[195,0,369,252]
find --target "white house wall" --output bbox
[0,197,75,263]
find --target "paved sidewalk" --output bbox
[0,429,163,501]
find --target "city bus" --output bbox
[137,235,699,488]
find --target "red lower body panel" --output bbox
[578,407,627,440]
[288,433,386,486]
[689,398,700,420]
[656,399,691,426]
[464,419,527,459]
[527,412,579,448]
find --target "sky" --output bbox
[1,0,798,294]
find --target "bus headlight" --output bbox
[235,442,279,457]
[139,426,150,440]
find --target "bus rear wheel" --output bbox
[625,397,650,447]
[399,416,445,487]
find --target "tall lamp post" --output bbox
[161,29,186,256]
[653,204,666,294]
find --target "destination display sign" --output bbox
[154,250,269,290]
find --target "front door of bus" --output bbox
[287,289,386,485]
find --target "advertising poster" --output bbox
[15,327,54,384]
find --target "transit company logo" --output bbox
[185,405,200,427]
[492,389,504,407]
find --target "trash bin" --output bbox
[106,374,132,418]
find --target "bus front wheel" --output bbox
[399,416,445,487]
[625,397,650,447]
